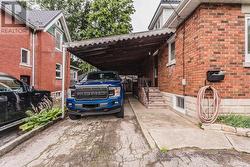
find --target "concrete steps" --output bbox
[147,87,168,109]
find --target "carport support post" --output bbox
[61,46,67,118]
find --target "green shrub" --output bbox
[20,108,62,132]
[217,115,250,128]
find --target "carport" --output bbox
[61,29,172,117]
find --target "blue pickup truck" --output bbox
[66,71,125,120]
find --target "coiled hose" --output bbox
[197,86,221,124]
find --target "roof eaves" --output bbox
[67,29,173,49]
[43,11,62,29]
[43,12,72,42]
[70,65,81,71]
[148,0,180,30]
[164,0,250,29]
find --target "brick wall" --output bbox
[0,10,70,92]
[0,10,33,79]
[36,32,70,92]
[158,3,250,99]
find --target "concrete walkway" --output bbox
[129,97,250,153]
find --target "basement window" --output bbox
[56,63,62,79]
[20,48,30,66]
[167,35,176,66]
[174,96,185,114]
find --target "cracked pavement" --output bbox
[0,100,250,167]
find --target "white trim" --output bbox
[164,0,250,29]
[56,63,63,79]
[60,16,72,42]
[62,46,67,118]
[20,48,31,66]
[43,13,63,32]
[32,31,36,87]
[243,62,250,67]
[167,35,176,66]
[245,15,250,63]
[20,63,32,68]
[55,29,63,52]
[43,13,71,42]
[70,65,81,71]
[149,3,179,30]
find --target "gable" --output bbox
[47,19,68,42]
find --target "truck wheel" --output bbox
[69,114,81,120]
[116,106,124,118]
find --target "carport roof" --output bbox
[67,29,172,75]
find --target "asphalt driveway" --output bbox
[0,100,250,167]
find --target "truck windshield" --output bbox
[87,72,119,81]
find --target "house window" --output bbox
[168,35,176,66]
[20,48,30,66]
[245,16,250,63]
[55,30,63,51]
[174,96,185,114]
[56,63,62,79]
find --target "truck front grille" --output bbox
[75,86,108,100]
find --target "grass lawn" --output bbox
[217,115,250,128]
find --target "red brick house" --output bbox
[148,0,250,119]
[58,0,250,121]
[0,2,71,96]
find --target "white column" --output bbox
[61,46,66,118]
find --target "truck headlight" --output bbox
[109,87,121,97]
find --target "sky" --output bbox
[131,0,160,32]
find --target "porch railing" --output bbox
[138,77,151,102]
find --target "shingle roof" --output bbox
[26,10,62,28]
[161,0,181,4]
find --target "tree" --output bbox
[38,0,135,72]
[84,0,135,39]
[37,0,91,41]
[71,57,96,75]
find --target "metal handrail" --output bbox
[144,80,149,102]
[138,77,150,102]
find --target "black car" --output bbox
[0,73,52,127]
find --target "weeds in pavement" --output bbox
[217,115,250,128]
[160,147,168,154]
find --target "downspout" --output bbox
[182,22,186,96]
[32,30,36,87]
[61,46,67,118]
